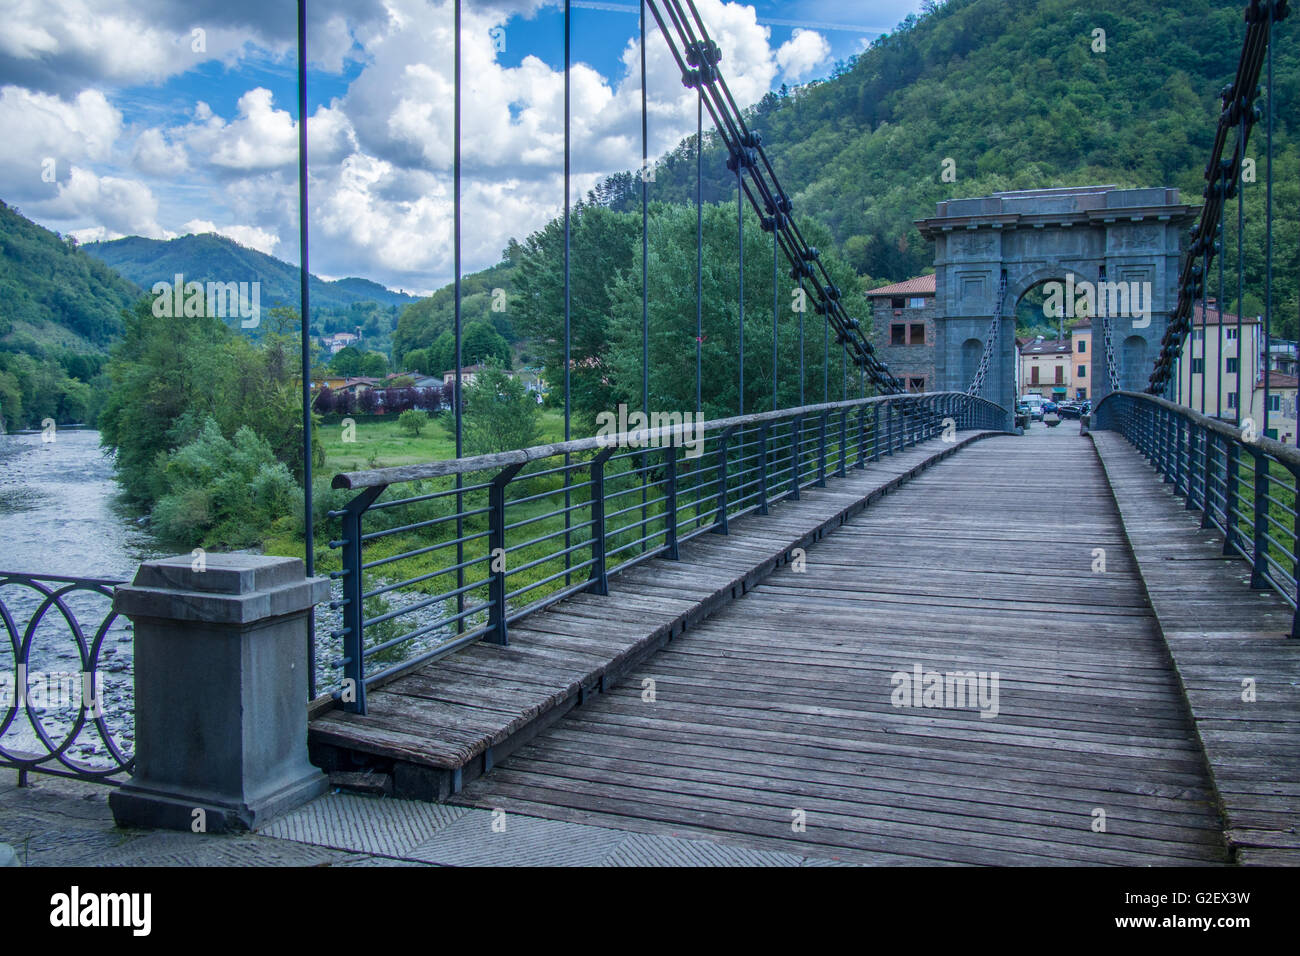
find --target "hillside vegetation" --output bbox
[596,0,1297,334]
[84,232,416,351]
[0,201,142,428]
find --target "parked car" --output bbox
[1042,401,1059,414]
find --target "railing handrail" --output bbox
[1096,390,1300,469]
[0,571,128,588]
[332,391,1009,490]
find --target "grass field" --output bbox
[317,409,567,474]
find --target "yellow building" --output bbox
[1070,320,1092,401]
[1177,302,1261,421]
[1017,336,1072,401]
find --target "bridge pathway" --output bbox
[453,424,1228,865]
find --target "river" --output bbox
[0,428,459,772]
[0,428,154,772]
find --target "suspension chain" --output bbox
[1101,307,1120,392]
[967,273,1008,397]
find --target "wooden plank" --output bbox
[456,425,1228,865]
[1093,429,1300,865]
[310,430,995,777]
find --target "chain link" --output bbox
[967,274,1008,397]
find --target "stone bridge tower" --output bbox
[915,186,1197,411]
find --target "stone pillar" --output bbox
[109,554,329,833]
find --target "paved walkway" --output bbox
[0,770,842,866]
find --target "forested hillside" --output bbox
[0,201,142,429]
[595,0,1297,333]
[84,233,416,349]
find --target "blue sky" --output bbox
[0,0,927,293]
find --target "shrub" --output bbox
[398,408,430,436]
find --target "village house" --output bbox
[867,274,936,394]
[1017,336,1073,401]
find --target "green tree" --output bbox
[98,297,320,510]
[462,320,512,367]
[451,362,541,455]
[398,408,429,436]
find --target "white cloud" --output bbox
[132,128,189,177]
[290,0,788,288]
[47,166,165,238]
[0,0,841,293]
[182,89,299,173]
[178,219,282,255]
[776,28,831,82]
[0,0,385,94]
[0,86,121,169]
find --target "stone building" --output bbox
[867,274,936,393]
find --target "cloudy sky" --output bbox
[0,0,925,294]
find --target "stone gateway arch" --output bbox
[915,186,1198,412]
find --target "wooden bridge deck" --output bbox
[1093,431,1300,866]
[310,428,998,800]
[451,425,1229,865]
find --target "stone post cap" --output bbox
[113,553,328,626]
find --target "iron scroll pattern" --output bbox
[0,572,134,783]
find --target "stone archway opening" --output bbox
[916,186,1198,412]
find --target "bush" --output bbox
[398,408,430,436]
[151,418,300,547]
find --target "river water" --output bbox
[0,428,155,772]
[0,428,458,774]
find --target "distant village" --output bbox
[311,330,544,416]
[869,275,1299,444]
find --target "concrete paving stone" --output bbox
[601,831,807,867]
[91,831,357,867]
[326,854,436,867]
[405,808,629,866]
[3,826,139,866]
[798,855,860,866]
[259,791,470,858]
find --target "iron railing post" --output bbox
[663,443,680,560]
[1170,408,1180,486]
[1224,440,1240,556]
[838,407,848,478]
[339,484,384,715]
[712,426,734,534]
[589,448,615,592]
[1251,446,1269,589]
[757,423,769,515]
[856,405,868,469]
[816,411,828,487]
[1291,461,1300,638]
[487,462,526,644]
[1201,428,1215,528]
[790,417,803,499]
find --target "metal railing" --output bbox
[1096,391,1300,636]
[324,392,1009,713]
[0,571,134,784]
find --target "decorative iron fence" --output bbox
[0,572,134,784]
[1096,390,1300,637]
[324,392,1009,713]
